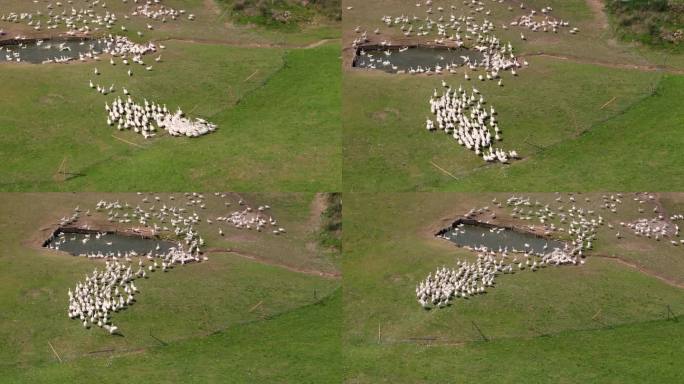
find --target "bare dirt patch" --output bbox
[372,108,400,122]
[204,0,222,16]
[304,38,339,49]
[586,0,609,30]
[305,193,329,253]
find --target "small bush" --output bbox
[318,193,341,252]
[606,0,684,50]
[232,0,246,11]
[221,0,340,28]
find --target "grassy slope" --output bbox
[0,42,341,192]
[452,75,684,191]
[0,42,282,187]
[343,57,665,191]
[0,193,339,367]
[346,318,684,383]
[6,289,341,384]
[343,192,684,382]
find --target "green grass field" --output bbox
[0,1,341,192]
[4,1,684,382]
[343,192,684,382]
[346,318,684,383]
[0,192,341,382]
[342,0,684,191]
[5,290,342,384]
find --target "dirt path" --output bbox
[156,36,280,48]
[521,52,684,74]
[203,247,340,279]
[586,0,609,30]
[308,193,328,230]
[155,37,337,50]
[304,38,339,49]
[592,254,684,289]
[204,0,222,16]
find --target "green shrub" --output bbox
[318,193,342,252]
[606,0,684,50]
[219,0,340,29]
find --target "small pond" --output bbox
[0,39,106,64]
[45,230,176,257]
[353,46,484,73]
[438,220,565,255]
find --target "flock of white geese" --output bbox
[0,0,217,139]
[52,192,284,334]
[106,96,217,138]
[427,82,518,163]
[0,0,195,36]
[349,1,581,163]
[417,193,684,309]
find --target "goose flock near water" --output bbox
[625,218,681,243]
[100,34,157,57]
[512,8,579,35]
[416,246,578,308]
[67,245,202,334]
[348,1,582,162]
[349,0,579,163]
[351,0,575,75]
[0,39,95,63]
[48,192,285,334]
[0,0,194,35]
[133,2,191,21]
[417,193,684,309]
[0,1,217,139]
[0,34,156,64]
[356,31,523,77]
[68,260,136,335]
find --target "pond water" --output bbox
[45,231,177,257]
[353,46,484,73]
[0,39,106,64]
[440,222,565,255]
